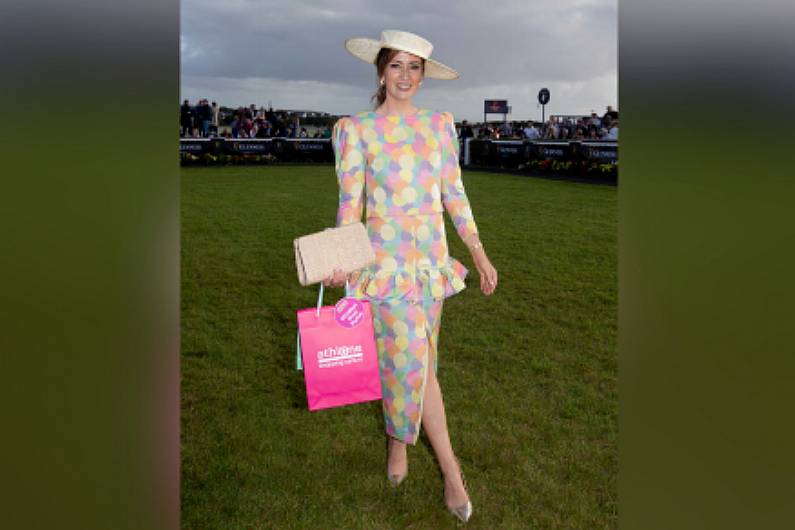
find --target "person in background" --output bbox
[254,119,270,138]
[513,121,523,138]
[198,99,212,138]
[523,122,540,139]
[557,121,570,140]
[180,99,194,137]
[459,120,474,141]
[230,113,241,138]
[266,106,277,125]
[242,112,254,137]
[565,118,577,139]
[606,119,619,140]
[211,101,220,136]
[291,116,301,138]
[266,108,283,137]
[544,117,559,139]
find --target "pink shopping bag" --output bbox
[296,283,382,411]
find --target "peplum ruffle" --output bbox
[348,257,469,301]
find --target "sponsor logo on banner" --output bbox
[296,142,326,151]
[589,149,617,160]
[541,147,565,157]
[235,142,268,152]
[180,143,205,152]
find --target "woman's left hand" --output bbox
[472,249,498,296]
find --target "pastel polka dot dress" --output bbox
[332,108,478,444]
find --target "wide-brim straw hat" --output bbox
[344,30,459,80]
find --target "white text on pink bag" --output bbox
[316,344,364,368]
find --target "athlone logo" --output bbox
[316,344,364,368]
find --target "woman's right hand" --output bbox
[322,268,348,288]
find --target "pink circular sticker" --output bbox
[335,297,365,328]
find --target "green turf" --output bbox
[181,165,617,529]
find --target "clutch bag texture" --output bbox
[294,222,375,286]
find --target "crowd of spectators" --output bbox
[180,100,332,139]
[180,99,218,138]
[457,106,618,142]
[181,100,616,142]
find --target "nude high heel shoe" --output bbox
[386,437,407,486]
[449,500,473,523]
[445,459,472,523]
[388,472,407,487]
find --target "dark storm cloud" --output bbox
[181,0,617,119]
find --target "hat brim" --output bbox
[344,37,459,80]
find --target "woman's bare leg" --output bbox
[421,360,469,507]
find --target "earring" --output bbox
[380,79,385,86]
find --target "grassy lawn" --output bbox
[181,165,617,529]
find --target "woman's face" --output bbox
[381,51,423,103]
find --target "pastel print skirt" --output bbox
[371,296,443,444]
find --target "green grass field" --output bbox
[181,165,617,529]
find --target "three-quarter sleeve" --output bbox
[440,111,478,241]
[332,117,365,227]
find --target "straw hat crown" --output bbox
[344,30,459,80]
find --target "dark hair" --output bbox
[370,48,426,109]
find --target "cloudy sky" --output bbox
[180,0,617,123]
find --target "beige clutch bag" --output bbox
[294,222,376,286]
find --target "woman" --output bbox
[323,30,497,523]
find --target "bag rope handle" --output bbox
[298,278,353,369]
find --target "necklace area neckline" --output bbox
[370,108,427,118]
